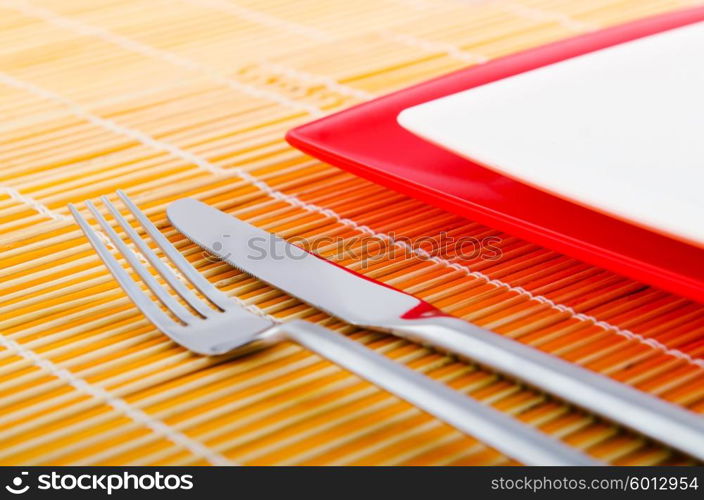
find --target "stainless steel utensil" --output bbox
[67,192,597,466]
[167,197,704,461]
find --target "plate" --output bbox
[398,21,704,249]
[286,6,704,303]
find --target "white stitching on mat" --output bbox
[381,31,489,64]
[498,1,597,32]
[0,334,234,465]
[1,0,323,117]
[250,183,704,369]
[0,189,239,465]
[2,66,700,369]
[179,0,332,41]
[387,0,439,11]
[258,61,375,100]
[0,72,228,176]
[286,200,704,368]
[0,186,71,222]
[224,168,704,369]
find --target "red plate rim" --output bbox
[286,6,704,303]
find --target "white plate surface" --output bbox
[398,21,704,248]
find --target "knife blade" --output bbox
[168,198,704,461]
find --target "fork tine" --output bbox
[68,203,176,330]
[116,190,232,311]
[85,200,198,325]
[102,195,214,318]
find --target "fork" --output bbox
[68,192,600,466]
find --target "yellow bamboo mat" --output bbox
[1,0,704,466]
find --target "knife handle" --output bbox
[279,319,599,466]
[385,314,704,461]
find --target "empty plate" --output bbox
[399,21,704,248]
[287,6,704,302]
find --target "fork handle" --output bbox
[280,320,600,466]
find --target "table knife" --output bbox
[168,198,704,461]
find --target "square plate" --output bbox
[286,7,704,303]
[398,21,704,249]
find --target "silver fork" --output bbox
[68,192,600,466]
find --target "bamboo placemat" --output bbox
[1,0,703,466]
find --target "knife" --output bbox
[168,198,704,461]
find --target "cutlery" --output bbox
[68,192,598,466]
[168,197,704,461]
